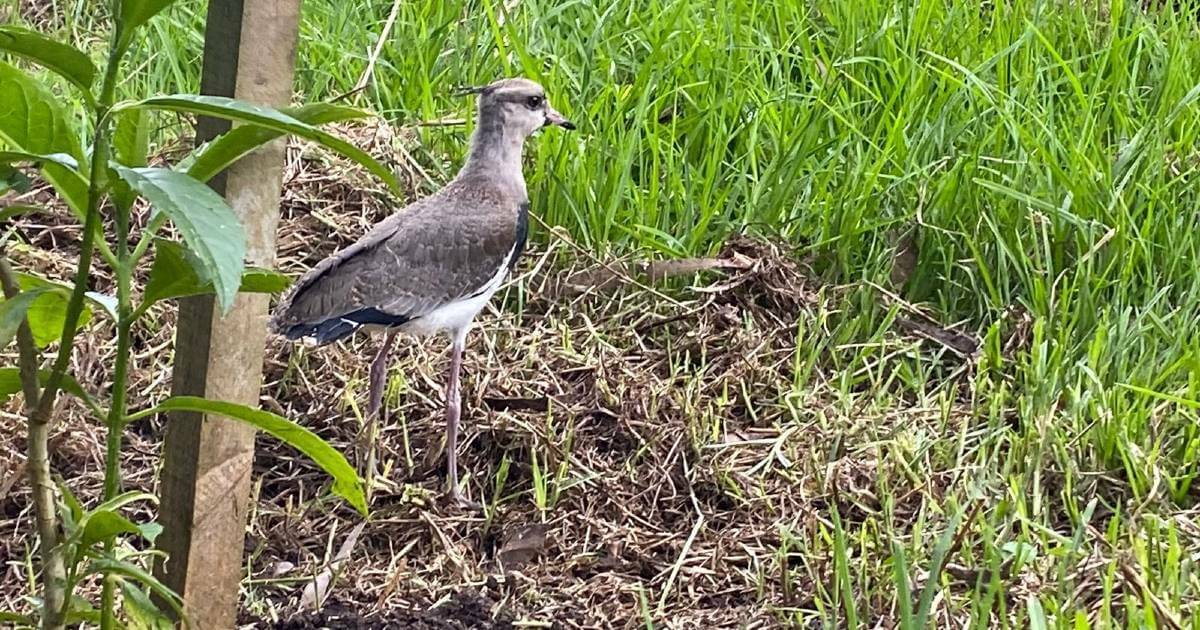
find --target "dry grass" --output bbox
[248,133,873,627]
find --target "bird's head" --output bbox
[461,78,575,139]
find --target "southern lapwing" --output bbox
[270,78,574,505]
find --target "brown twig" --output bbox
[529,213,687,307]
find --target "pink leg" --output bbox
[367,330,397,420]
[445,337,470,504]
[360,332,397,492]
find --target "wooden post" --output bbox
[154,0,300,626]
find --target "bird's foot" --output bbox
[352,424,379,479]
[446,489,482,511]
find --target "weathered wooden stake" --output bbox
[154,0,300,626]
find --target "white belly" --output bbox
[399,258,510,342]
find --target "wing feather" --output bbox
[270,178,525,343]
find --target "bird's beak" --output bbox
[544,107,576,130]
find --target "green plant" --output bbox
[0,2,399,628]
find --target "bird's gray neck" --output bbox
[462,116,526,185]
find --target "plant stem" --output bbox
[31,33,124,429]
[129,213,167,263]
[24,20,131,630]
[100,221,134,629]
[103,333,131,495]
[107,50,135,504]
[29,418,67,630]
[93,13,138,625]
[31,173,101,426]
[0,255,42,407]
[0,252,65,630]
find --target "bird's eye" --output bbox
[525,95,544,109]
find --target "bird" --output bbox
[269,78,575,505]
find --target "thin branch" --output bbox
[0,251,42,407]
[31,175,102,425]
[0,247,66,630]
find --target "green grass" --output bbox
[11,0,1200,626]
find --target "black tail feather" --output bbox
[283,307,413,346]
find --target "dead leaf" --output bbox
[299,521,366,610]
[889,227,918,289]
[895,315,979,358]
[558,253,757,297]
[496,523,548,571]
[644,252,755,281]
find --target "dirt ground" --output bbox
[0,125,974,628]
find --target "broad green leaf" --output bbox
[0,62,87,217]
[113,166,246,312]
[87,558,182,618]
[0,26,96,99]
[0,367,91,405]
[2,275,95,348]
[27,167,88,219]
[16,270,113,319]
[112,110,152,210]
[8,275,94,347]
[26,288,92,347]
[68,492,158,549]
[137,522,163,545]
[0,289,44,349]
[85,291,119,319]
[51,169,89,218]
[141,396,368,515]
[240,268,292,294]
[81,509,141,546]
[1001,541,1038,565]
[62,595,101,625]
[0,163,31,195]
[57,478,84,532]
[0,151,88,218]
[1026,597,1047,630]
[143,239,206,305]
[81,291,116,319]
[143,239,289,309]
[0,612,34,625]
[113,110,151,168]
[119,0,181,43]
[124,95,400,195]
[184,102,372,183]
[0,150,80,171]
[93,491,157,515]
[0,63,83,158]
[283,103,376,126]
[121,581,173,630]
